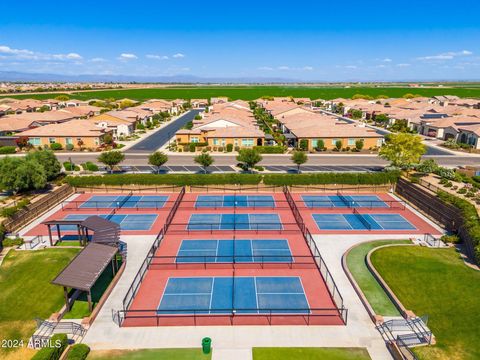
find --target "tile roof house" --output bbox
[18,119,112,150]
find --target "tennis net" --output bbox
[353,208,371,230]
[336,191,350,207]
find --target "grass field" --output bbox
[0,248,80,358]
[371,246,480,360]
[252,347,371,360]
[3,86,480,101]
[88,348,211,360]
[346,240,411,316]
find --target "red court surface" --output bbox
[25,193,180,237]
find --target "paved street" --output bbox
[55,153,480,169]
[125,109,203,153]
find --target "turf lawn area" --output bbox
[4,86,480,101]
[55,240,82,247]
[346,240,411,316]
[0,248,80,357]
[252,347,371,360]
[88,348,211,360]
[63,256,121,319]
[371,246,480,360]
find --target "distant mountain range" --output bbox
[0,71,302,83]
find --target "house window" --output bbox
[241,139,254,147]
[377,139,383,147]
[49,137,56,144]
[191,137,199,143]
[331,139,338,145]
[95,138,99,145]
[66,137,73,145]
[29,138,41,146]
[234,139,238,146]
[213,138,219,145]
[221,139,226,146]
[348,138,356,146]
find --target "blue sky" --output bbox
[1,1,479,81]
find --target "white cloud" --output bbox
[382,58,392,62]
[119,53,137,60]
[345,65,358,69]
[302,66,314,71]
[90,57,107,63]
[258,66,274,71]
[0,45,34,56]
[146,54,169,60]
[0,45,84,61]
[417,50,473,61]
[277,65,290,70]
[397,63,411,67]
[376,64,387,68]
[53,53,82,60]
[172,53,185,58]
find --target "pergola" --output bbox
[51,242,119,312]
[43,216,120,246]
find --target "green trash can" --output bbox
[202,337,212,354]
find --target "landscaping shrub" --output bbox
[50,143,63,151]
[253,146,285,154]
[31,333,68,360]
[66,344,90,360]
[66,144,74,151]
[1,237,24,247]
[457,188,467,194]
[440,234,461,244]
[65,174,262,186]
[189,143,196,152]
[81,162,99,172]
[63,162,80,171]
[263,171,400,185]
[437,190,480,262]
[299,139,308,151]
[1,198,30,218]
[0,146,17,154]
[226,143,233,152]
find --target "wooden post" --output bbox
[47,225,53,246]
[64,286,70,312]
[87,291,93,312]
[77,224,82,245]
[56,224,61,244]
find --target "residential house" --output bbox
[18,119,112,149]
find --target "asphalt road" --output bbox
[125,109,203,153]
[56,153,480,167]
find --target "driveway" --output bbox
[125,109,203,153]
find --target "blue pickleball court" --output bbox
[187,213,283,230]
[312,213,416,230]
[79,195,169,209]
[195,195,275,208]
[157,276,309,314]
[60,213,157,230]
[176,239,293,263]
[302,195,388,208]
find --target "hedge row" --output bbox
[65,171,399,187]
[253,146,285,154]
[66,344,90,360]
[263,171,400,185]
[65,174,262,186]
[32,333,68,360]
[437,190,480,262]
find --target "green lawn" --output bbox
[55,240,82,247]
[253,347,371,360]
[88,348,211,360]
[64,256,122,319]
[371,246,480,360]
[0,248,80,357]
[346,240,411,316]
[3,86,480,101]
